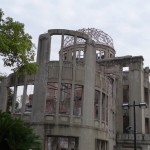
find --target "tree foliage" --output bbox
[0,9,38,75]
[0,111,41,150]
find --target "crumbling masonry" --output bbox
[1,28,150,150]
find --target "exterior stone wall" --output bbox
[0,28,150,150]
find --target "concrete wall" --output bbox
[1,29,150,150]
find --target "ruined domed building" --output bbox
[0,28,150,150]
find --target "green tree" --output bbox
[0,111,41,150]
[0,9,38,75]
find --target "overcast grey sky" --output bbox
[1,0,150,74]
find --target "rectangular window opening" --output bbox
[123,115,129,133]
[76,50,80,59]
[101,50,104,59]
[106,96,108,125]
[25,84,34,113]
[102,93,105,122]
[47,136,78,150]
[123,67,129,72]
[45,82,58,114]
[123,85,129,103]
[95,90,100,119]
[50,35,61,61]
[96,140,108,150]
[15,85,24,113]
[96,49,105,60]
[110,53,113,58]
[80,50,84,59]
[73,85,83,116]
[63,52,67,61]
[59,83,72,115]
[144,87,149,105]
[96,50,101,60]
[145,118,149,134]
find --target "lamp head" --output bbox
[122,103,129,109]
[139,102,147,108]
[126,126,132,131]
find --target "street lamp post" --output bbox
[122,101,147,150]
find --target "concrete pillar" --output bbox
[82,38,96,126]
[79,129,95,150]
[33,125,45,150]
[105,48,109,58]
[56,34,64,123]
[105,82,107,126]
[31,33,50,122]
[12,77,17,113]
[113,77,117,135]
[100,77,103,128]
[21,76,27,114]
[77,39,96,150]
[68,48,72,61]
[31,33,50,150]
[0,78,7,112]
[70,35,77,123]
[116,66,123,133]
[129,60,145,133]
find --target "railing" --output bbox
[117,133,150,144]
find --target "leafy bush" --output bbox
[0,111,41,150]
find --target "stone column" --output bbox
[79,129,95,150]
[70,35,77,124]
[82,38,96,126]
[31,33,50,150]
[115,66,123,133]
[100,77,103,128]
[105,48,109,58]
[78,39,96,150]
[31,33,50,122]
[12,77,17,113]
[56,34,64,124]
[0,78,7,112]
[21,76,27,114]
[129,59,145,133]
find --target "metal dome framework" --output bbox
[64,28,114,48]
